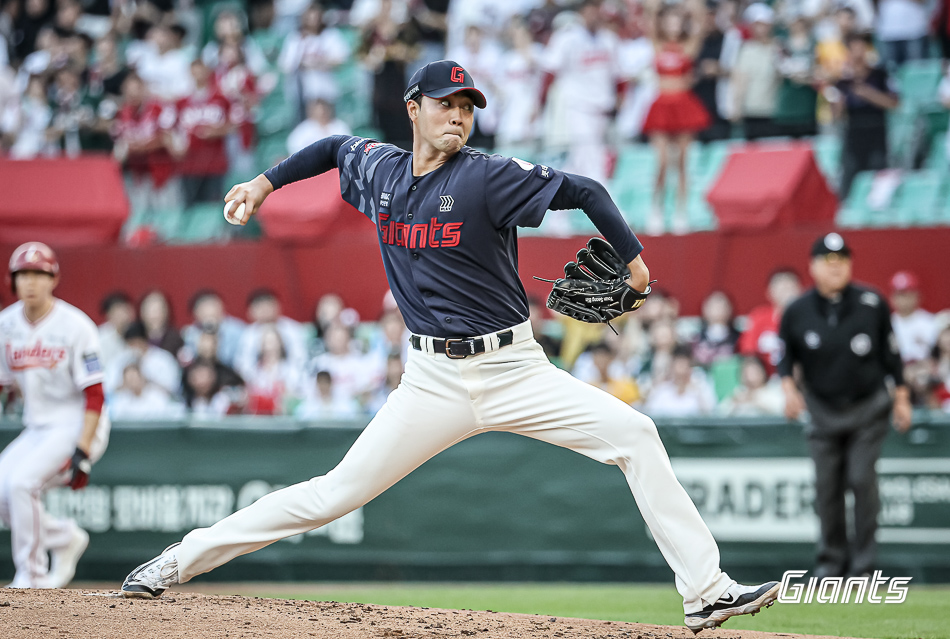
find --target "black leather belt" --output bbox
[410,330,514,359]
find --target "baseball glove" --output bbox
[534,238,653,331]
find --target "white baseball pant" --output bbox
[176,321,734,613]
[0,427,86,587]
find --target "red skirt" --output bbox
[642,90,711,134]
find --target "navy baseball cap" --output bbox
[404,60,487,109]
[811,232,852,258]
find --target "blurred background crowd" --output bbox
[1,265,945,422]
[2,0,950,239]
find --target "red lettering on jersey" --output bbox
[394,223,409,247]
[440,222,462,247]
[6,342,67,371]
[409,224,427,249]
[451,67,465,83]
[428,217,443,247]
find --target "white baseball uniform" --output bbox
[0,299,110,587]
[542,21,621,183]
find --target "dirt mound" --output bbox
[0,590,860,639]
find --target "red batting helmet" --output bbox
[8,241,60,295]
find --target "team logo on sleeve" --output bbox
[539,165,550,179]
[804,331,821,349]
[83,352,102,374]
[512,158,534,171]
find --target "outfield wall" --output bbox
[1,416,949,584]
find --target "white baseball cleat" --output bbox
[684,580,780,634]
[120,543,181,599]
[47,525,90,588]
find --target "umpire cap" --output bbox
[8,241,59,294]
[404,60,487,109]
[810,232,852,258]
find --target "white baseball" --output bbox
[224,200,246,226]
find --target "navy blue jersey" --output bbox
[336,136,564,337]
[264,135,644,338]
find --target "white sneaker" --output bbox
[684,581,780,634]
[646,205,666,235]
[47,526,90,588]
[120,543,181,599]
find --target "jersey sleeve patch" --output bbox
[83,352,102,374]
[512,157,534,171]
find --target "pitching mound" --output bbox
[0,590,860,639]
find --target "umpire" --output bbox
[779,232,911,579]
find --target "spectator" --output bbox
[903,358,939,408]
[47,64,111,156]
[738,268,802,375]
[691,290,740,368]
[139,290,184,357]
[540,0,621,185]
[366,306,410,370]
[110,362,184,420]
[182,329,244,411]
[494,19,542,147]
[88,34,129,101]
[106,321,181,396]
[113,72,181,236]
[364,353,404,414]
[719,356,785,416]
[10,0,54,63]
[447,23,500,149]
[359,0,419,148]
[731,3,782,140]
[98,291,136,367]
[936,326,950,382]
[587,342,641,406]
[775,15,818,138]
[643,345,717,416]
[310,322,379,402]
[235,288,308,374]
[241,326,303,415]
[694,4,730,143]
[249,0,284,67]
[3,74,54,158]
[184,361,236,417]
[134,23,193,101]
[639,318,679,388]
[408,0,450,71]
[641,0,710,234]
[176,59,232,208]
[181,290,246,368]
[214,42,265,180]
[295,370,362,420]
[833,33,899,200]
[287,98,351,155]
[815,6,858,83]
[890,271,938,363]
[279,3,349,115]
[306,292,346,356]
[875,0,930,68]
[615,13,657,143]
[202,8,269,78]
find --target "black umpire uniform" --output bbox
[778,233,908,579]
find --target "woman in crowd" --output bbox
[718,356,784,416]
[691,290,740,368]
[240,326,303,415]
[139,290,184,357]
[641,0,710,235]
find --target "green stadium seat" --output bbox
[896,59,944,113]
[812,135,841,178]
[177,203,231,243]
[893,170,943,226]
[256,135,290,174]
[925,138,948,169]
[836,171,875,227]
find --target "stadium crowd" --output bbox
[2,268,946,422]
[1,0,948,233]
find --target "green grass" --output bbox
[244,583,950,639]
